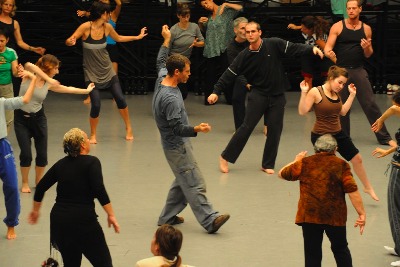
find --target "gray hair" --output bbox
[63,128,86,157]
[314,134,337,153]
[233,17,248,29]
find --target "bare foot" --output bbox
[364,188,379,201]
[89,135,97,144]
[83,96,91,104]
[219,156,229,173]
[21,183,31,193]
[261,168,275,174]
[6,227,16,240]
[126,127,134,141]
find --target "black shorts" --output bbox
[311,131,359,161]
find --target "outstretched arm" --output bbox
[108,25,147,42]
[66,23,87,46]
[372,105,400,133]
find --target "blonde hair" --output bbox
[0,0,16,17]
[63,128,86,157]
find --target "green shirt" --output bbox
[0,47,17,85]
[202,6,239,58]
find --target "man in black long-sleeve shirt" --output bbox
[208,21,323,174]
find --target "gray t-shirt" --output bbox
[152,46,196,150]
[18,79,49,113]
[169,22,204,58]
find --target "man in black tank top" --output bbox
[324,0,395,146]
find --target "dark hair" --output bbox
[0,28,10,39]
[301,16,330,39]
[63,128,86,157]
[88,1,111,21]
[155,225,183,267]
[392,90,400,105]
[177,3,190,16]
[35,54,61,75]
[166,54,190,77]
[326,65,348,81]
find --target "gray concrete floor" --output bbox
[0,90,398,266]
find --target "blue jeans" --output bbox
[388,165,400,255]
[0,138,20,227]
[158,141,219,232]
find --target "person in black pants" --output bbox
[28,128,120,267]
[324,0,395,146]
[208,21,323,174]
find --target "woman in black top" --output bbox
[28,127,120,267]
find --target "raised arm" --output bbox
[107,25,147,42]
[156,25,171,76]
[18,68,37,104]
[348,190,366,235]
[298,82,319,115]
[361,24,373,58]
[111,0,122,22]
[221,2,243,12]
[13,20,46,55]
[340,83,356,116]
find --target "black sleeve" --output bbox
[34,163,59,202]
[213,51,244,95]
[88,157,110,206]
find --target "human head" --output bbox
[166,54,191,83]
[392,91,400,106]
[177,3,190,18]
[63,128,90,157]
[346,0,362,18]
[151,225,183,266]
[89,1,111,21]
[0,0,16,17]
[326,65,348,92]
[245,21,262,44]
[233,17,248,41]
[0,28,10,50]
[35,54,61,77]
[314,134,338,153]
[300,16,315,37]
[200,0,214,12]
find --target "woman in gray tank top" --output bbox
[66,1,147,144]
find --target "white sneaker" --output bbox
[391,260,400,266]
[385,246,398,256]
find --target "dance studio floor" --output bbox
[0,90,398,266]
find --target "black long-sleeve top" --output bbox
[34,155,110,208]
[213,37,314,96]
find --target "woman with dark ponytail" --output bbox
[136,225,193,267]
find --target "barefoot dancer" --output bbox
[0,64,36,239]
[298,65,379,201]
[66,1,147,144]
[15,55,94,193]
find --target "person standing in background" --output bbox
[198,0,242,105]
[169,3,204,100]
[324,0,395,147]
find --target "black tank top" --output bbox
[0,19,16,50]
[335,20,366,68]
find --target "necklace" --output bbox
[348,19,358,31]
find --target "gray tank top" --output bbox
[82,23,115,89]
[18,79,50,113]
